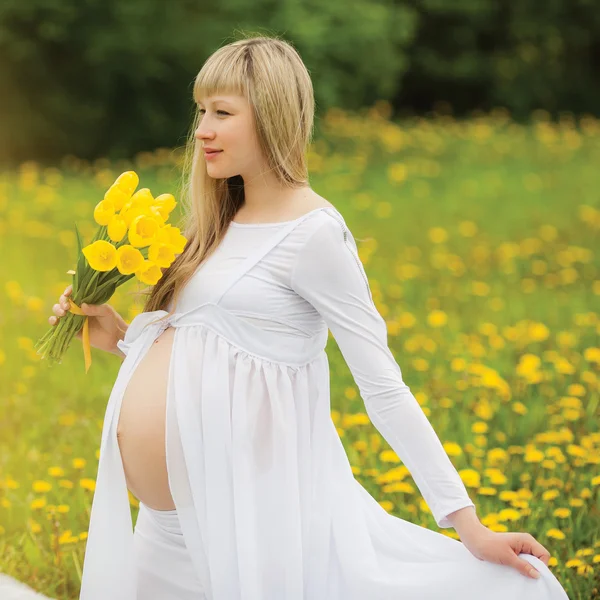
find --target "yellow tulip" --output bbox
[114,171,139,196]
[82,240,118,271]
[135,259,163,285]
[120,204,143,228]
[130,187,154,206]
[107,215,128,242]
[94,199,115,226]
[148,242,176,268]
[156,224,187,254]
[148,205,167,225]
[116,245,145,275]
[128,214,161,248]
[104,185,131,211]
[152,193,177,220]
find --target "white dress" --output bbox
[78,206,569,600]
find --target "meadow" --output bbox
[0,103,599,599]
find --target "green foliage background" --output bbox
[1,0,598,164]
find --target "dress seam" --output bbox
[289,209,375,307]
[227,309,314,337]
[175,320,325,369]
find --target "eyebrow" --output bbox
[196,97,235,108]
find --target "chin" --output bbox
[206,166,240,180]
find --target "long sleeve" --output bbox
[290,213,475,529]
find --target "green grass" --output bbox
[0,106,599,599]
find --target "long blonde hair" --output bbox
[139,32,316,322]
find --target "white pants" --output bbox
[133,502,207,599]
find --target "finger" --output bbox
[81,303,105,315]
[52,303,66,317]
[507,551,541,579]
[49,316,58,325]
[520,534,551,566]
[65,285,72,296]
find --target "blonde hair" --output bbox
[138,32,316,323]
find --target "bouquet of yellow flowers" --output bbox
[35,170,187,373]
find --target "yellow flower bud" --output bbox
[94,199,115,226]
[130,187,154,206]
[104,185,131,211]
[107,215,128,242]
[114,171,139,196]
[152,193,177,220]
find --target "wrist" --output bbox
[445,505,486,540]
[112,320,129,358]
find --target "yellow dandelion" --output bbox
[80,478,96,492]
[472,422,488,434]
[546,528,565,540]
[29,520,42,533]
[32,480,52,493]
[459,469,481,488]
[344,387,357,400]
[427,309,448,327]
[31,497,47,510]
[565,559,583,568]
[443,442,463,457]
[380,450,400,463]
[583,347,600,364]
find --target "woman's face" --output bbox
[194,93,263,181]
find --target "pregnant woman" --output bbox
[49,35,569,600]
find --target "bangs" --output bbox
[193,50,250,104]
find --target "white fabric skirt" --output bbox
[133,502,207,599]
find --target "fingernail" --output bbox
[530,569,540,579]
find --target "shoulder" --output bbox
[298,205,352,246]
[290,206,356,271]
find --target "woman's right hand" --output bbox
[49,284,129,356]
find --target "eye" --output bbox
[198,109,229,116]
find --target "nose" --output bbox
[194,126,214,142]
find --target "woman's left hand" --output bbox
[460,527,551,580]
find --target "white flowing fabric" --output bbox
[78,206,569,599]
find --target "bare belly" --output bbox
[117,326,176,511]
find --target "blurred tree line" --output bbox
[0,0,598,165]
